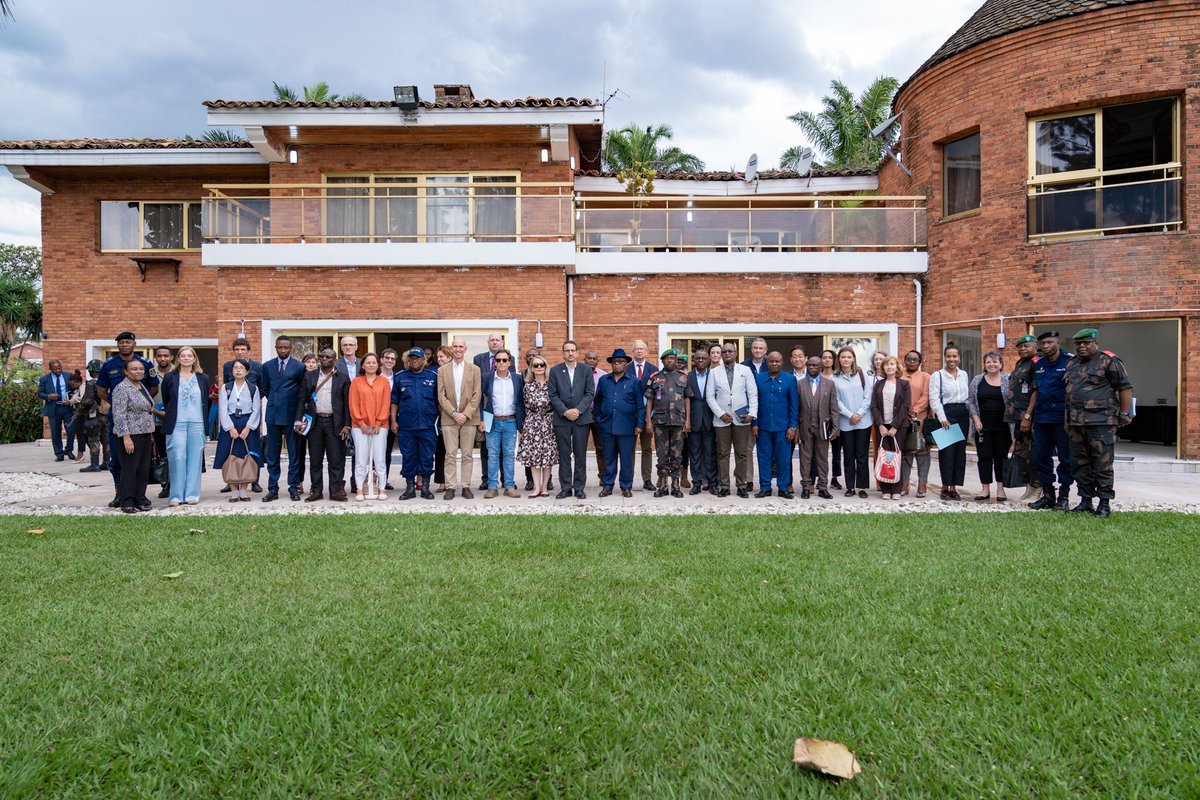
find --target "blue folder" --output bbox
[930,423,965,449]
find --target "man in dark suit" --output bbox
[479,347,524,498]
[686,348,718,495]
[629,339,658,490]
[259,334,307,502]
[294,347,351,502]
[37,359,72,461]
[222,336,263,493]
[797,355,836,499]
[547,339,595,499]
[473,332,505,491]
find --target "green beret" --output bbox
[1015,335,1037,345]
[1072,328,1099,341]
[660,348,678,359]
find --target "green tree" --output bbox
[602,124,704,173]
[272,81,366,103]
[0,243,41,288]
[0,273,40,358]
[781,76,900,170]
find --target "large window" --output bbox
[943,132,980,217]
[324,173,518,243]
[100,201,202,251]
[1027,98,1180,239]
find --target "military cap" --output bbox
[1072,328,1099,341]
[1015,335,1037,345]
[660,348,678,359]
[86,359,103,374]
[1036,330,1060,341]
[115,331,136,342]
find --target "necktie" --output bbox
[279,359,285,374]
[637,364,643,380]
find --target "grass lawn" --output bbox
[1,512,1197,798]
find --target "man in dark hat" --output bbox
[594,348,643,497]
[1063,328,1133,517]
[1026,330,1073,510]
[95,332,159,507]
[391,347,440,500]
[1007,334,1042,503]
[644,349,691,498]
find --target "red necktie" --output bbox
[637,364,643,380]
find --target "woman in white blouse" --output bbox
[214,358,262,502]
[928,345,971,500]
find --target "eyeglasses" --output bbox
[495,358,510,363]
[533,363,547,368]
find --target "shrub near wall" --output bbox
[0,360,45,444]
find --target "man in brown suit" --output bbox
[797,355,836,499]
[437,336,482,499]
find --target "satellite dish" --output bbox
[792,147,814,176]
[744,153,758,183]
[871,111,902,140]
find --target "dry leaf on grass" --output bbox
[161,571,185,579]
[27,529,45,535]
[793,737,862,780]
[188,528,205,534]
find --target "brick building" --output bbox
[2,0,1196,457]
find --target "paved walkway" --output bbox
[1,440,1195,517]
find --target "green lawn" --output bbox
[1,513,1197,798]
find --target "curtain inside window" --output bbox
[474,176,517,241]
[326,177,370,242]
[426,176,469,242]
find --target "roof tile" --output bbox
[203,97,597,110]
[0,138,253,150]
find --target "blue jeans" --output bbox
[167,420,206,502]
[486,418,518,489]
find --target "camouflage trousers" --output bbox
[1067,425,1117,500]
[653,424,685,479]
[1011,427,1039,487]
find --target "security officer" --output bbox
[1007,334,1041,503]
[95,332,158,508]
[1026,330,1072,511]
[644,349,691,498]
[1063,328,1134,517]
[676,352,691,489]
[390,347,439,500]
[85,359,110,471]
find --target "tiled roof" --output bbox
[901,0,1158,95]
[204,97,597,109]
[576,167,877,182]
[0,138,253,150]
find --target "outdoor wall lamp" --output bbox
[394,85,420,111]
[288,148,298,164]
[540,148,549,163]
[535,320,544,348]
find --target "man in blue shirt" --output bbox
[391,348,440,500]
[752,352,799,498]
[594,349,644,498]
[95,332,159,507]
[1025,330,1073,510]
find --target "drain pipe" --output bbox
[912,278,922,353]
[567,274,575,341]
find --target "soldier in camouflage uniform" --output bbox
[1062,328,1134,518]
[676,353,691,489]
[1006,335,1041,502]
[644,349,692,498]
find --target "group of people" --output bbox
[42,328,1133,517]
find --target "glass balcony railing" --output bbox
[201,182,575,244]
[575,196,927,252]
[1027,172,1181,239]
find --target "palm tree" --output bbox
[0,0,14,22]
[781,76,900,170]
[0,273,39,359]
[272,81,366,103]
[602,124,704,173]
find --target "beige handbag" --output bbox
[221,438,259,484]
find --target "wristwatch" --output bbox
[1022,413,1032,420]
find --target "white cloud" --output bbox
[0,175,42,246]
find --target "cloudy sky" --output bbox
[0,0,981,246]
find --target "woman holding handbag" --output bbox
[870,355,911,499]
[349,353,391,501]
[110,359,163,513]
[160,346,211,507]
[214,358,262,502]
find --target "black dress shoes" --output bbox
[801,487,811,499]
[574,489,586,499]
[262,492,279,502]
[830,478,842,490]
[158,486,170,498]
[689,485,703,495]
[555,489,573,499]
[598,488,612,497]
[220,484,232,493]
[643,480,656,491]
[289,490,302,501]
[525,479,534,491]
[421,487,435,500]
[779,490,795,499]
[754,490,771,498]
[736,488,749,498]
[818,489,833,499]
[621,489,632,498]
[251,482,263,493]
[108,495,122,508]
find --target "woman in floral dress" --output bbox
[517,355,558,497]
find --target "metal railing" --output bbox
[201,181,575,244]
[575,195,927,251]
[1027,173,1181,239]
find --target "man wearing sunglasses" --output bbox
[479,349,524,498]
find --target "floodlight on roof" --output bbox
[393,85,420,111]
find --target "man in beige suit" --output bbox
[437,336,482,499]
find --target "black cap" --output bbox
[115,331,136,342]
[1036,330,1060,341]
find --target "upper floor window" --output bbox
[100,201,201,251]
[1027,98,1181,239]
[943,131,980,217]
[323,173,518,243]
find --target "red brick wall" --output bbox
[880,0,1200,456]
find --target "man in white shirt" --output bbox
[436,336,482,499]
[335,336,360,380]
[630,338,657,490]
[472,332,505,490]
[479,348,524,498]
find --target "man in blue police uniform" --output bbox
[390,347,440,500]
[752,351,799,499]
[594,348,644,497]
[259,334,307,502]
[1025,330,1073,510]
[95,331,159,508]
